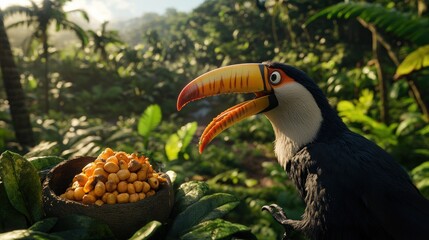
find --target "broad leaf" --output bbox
[29,218,58,233]
[0,183,27,232]
[395,45,429,78]
[165,134,181,161]
[0,151,43,224]
[181,219,256,240]
[174,181,210,215]
[177,122,198,151]
[0,229,62,240]
[129,221,162,240]
[411,161,429,198]
[49,214,115,239]
[306,2,429,45]
[165,122,198,161]
[138,104,162,138]
[169,193,239,237]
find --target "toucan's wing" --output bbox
[299,131,429,239]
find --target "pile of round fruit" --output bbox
[60,148,167,206]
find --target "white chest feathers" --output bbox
[263,82,323,169]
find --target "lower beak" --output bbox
[177,63,278,152]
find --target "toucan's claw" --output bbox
[262,204,289,224]
[262,204,293,240]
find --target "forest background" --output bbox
[1,0,429,239]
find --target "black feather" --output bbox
[265,63,429,240]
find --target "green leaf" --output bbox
[0,183,27,232]
[181,219,255,240]
[138,104,162,138]
[165,122,198,161]
[165,134,181,161]
[305,2,429,45]
[411,161,429,183]
[174,181,210,215]
[129,221,162,240]
[49,214,115,239]
[0,151,43,224]
[0,229,62,240]
[337,100,355,112]
[395,45,429,78]
[169,193,240,237]
[177,122,198,150]
[29,217,58,233]
[27,156,64,171]
[411,161,429,199]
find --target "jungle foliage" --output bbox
[1,0,429,239]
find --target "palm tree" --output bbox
[3,0,89,113]
[306,2,429,122]
[0,9,35,148]
[87,21,123,62]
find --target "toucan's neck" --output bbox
[264,83,323,168]
[264,83,348,168]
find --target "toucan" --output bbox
[177,62,429,240]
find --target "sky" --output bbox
[0,0,205,22]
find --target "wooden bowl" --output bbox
[43,156,174,239]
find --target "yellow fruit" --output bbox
[117,181,128,193]
[133,181,143,193]
[74,173,88,186]
[83,176,96,193]
[146,190,155,197]
[94,181,106,197]
[118,160,128,170]
[129,193,139,203]
[94,167,108,179]
[104,162,119,173]
[128,173,137,183]
[142,181,151,193]
[74,187,85,201]
[106,156,118,165]
[82,194,96,204]
[117,169,131,181]
[106,193,116,204]
[148,177,159,190]
[127,183,136,194]
[105,180,117,192]
[95,200,104,206]
[128,160,142,172]
[108,173,120,183]
[65,189,75,200]
[117,193,129,203]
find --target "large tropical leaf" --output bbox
[173,181,210,215]
[306,2,429,45]
[168,193,240,238]
[395,45,429,78]
[0,151,43,225]
[181,219,256,240]
[138,104,162,138]
[165,122,197,161]
[129,221,162,240]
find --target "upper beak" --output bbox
[177,63,278,153]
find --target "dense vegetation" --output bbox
[1,0,429,239]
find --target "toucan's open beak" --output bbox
[177,63,278,153]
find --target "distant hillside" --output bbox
[114,8,188,47]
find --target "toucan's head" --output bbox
[177,62,345,166]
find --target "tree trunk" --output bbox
[42,30,50,113]
[0,10,35,147]
[358,18,389,124]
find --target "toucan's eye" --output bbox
[269,71,282,85]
